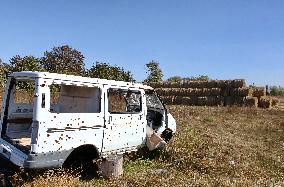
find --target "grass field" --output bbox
[9,102,283,186]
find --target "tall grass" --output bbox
[13,105,284,186]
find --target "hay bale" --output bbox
[252,87,266,97]
[212,88,222,96]
[201,88,210,96]
[160,96,175,105]
[196,96,220,106]
[194,81,203,88]
[174,96,184,105]
[167,88,179,96]
[197,96,208,106]
[259,96,272,108]
[155,88,165,96]
[149,82,182,88]
[202,88,222,96]
[148,82,163,88]
[224,80,233,88]
[271,97,279,107]
[230,87,253,97]
[207,80,218,88]
[156,79,247,89]
[222,88,231,97]
[183,81,199,88]
[191,88,204,96]
[182,81,217,88]
[224,96,234,106]
[232,79,246,88]
[245,97,258,107]
[155,88,182,96]
[216,96,224,106]
[233,97,246,106]
[206,96,217,106]
[167,82,182,88]
[179,88,190,97]
[216,80,227,88]
[179,88,202,97]
[181,97,198,106]
[199,81,216,88]
[160,88,221,97]
[179,88,188,96]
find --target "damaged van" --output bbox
[0,71,176,169]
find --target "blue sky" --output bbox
[0,1,283,86]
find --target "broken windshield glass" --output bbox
[146,93,164,110]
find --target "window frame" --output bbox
[49,82,102,114]
[107,88,143,114]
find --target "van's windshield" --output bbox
[145,92,164,110]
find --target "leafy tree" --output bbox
[0,58,11,87]
[41,45,85,75]
[167,76,182,82]
[9,55,43,90]
[87,62,134,82]
[184,75,209,81]
[10,55,43,72]
[167,75,209,83]
[144,60,163,83]
[270,86,284,96]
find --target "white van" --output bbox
[0,71,176,169]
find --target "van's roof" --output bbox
[10,71,153,90]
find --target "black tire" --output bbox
[63,145,100,180]
[64,157,98,180]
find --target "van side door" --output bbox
[102,86,147,155]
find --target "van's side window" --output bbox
[108,89,141,113]
[50,84,101,113]
[13,80,35,104]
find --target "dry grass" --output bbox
[277,96,284,111]
[12,105,284,186]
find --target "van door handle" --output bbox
[108,116,112,124]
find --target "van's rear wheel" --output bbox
[72,157,98,179]
[64,156,98,180]
[63,145,100,180]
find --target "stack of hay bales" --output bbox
[250,87,280,108]
[149,80,279,108]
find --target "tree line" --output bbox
[0,45,165,86]
[0,45,202,86]
[0,45,136,83]
[0,45,282,96]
